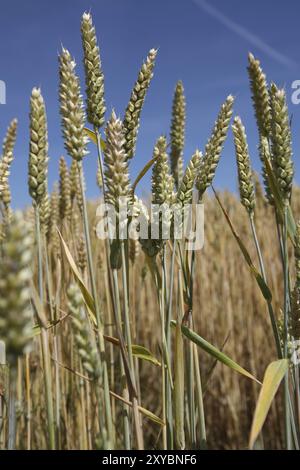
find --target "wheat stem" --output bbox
[77,161,114,448]
[35,207,56,450]
[249,214,282,357]
[120,241,144,449]
[283,207,292,449]
[7,364,17,450]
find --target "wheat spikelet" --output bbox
[59,48,88,161]
[270,87,293,203]
[40,192,50,236]
[104,110,131,208]
[0,122,16,207]
[75,167,84,215]
[59,156,72,221]
[0,212,33,363]
[81,12,106,129]
[68,283,100,379]
[2,118,17,156]
[48,185,60,257]
[1,182,11,207]
[248,53,271,138]
[72,210,82,243]
[123,48,157,159]
[247,53,273,204]
[28,88,48,205]
[170,81,185,189]
[129,195,149,255]
[196,95,234,198]
[69,159,84,214]
[70,159,78,202]
[152,136,174,206]
[77,236,87,273]
[247,55,273,204]
[140,137,174,257]
[177,150,201,206]
[232,117,255,215]
[259,136,274,205]
[0,119,17,208]
[0,206,12,242]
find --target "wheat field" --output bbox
[0,11,299,451]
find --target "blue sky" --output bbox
[1,0,300,207]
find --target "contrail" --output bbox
[192,0,297,69]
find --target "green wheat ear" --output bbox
[232,116,255,216]
[151,136,174,206]
[123,48,157,160]
[59,156,72,222]
[104,110,131,209]
[81,12,106,129]
[70,159,79,202]
[170,81,186,189]
[248,53,271,138]
[68,283,100,380]
[247,53,273,204]
[0,119,18,207]
[59,47,88,162]
[48,184,60,258]
[40,192,50,236]
[28,88,48,206]
[71,160,84,215]
[177,150,201,206]
[270,87,293,204]
[77,235,87,273]
[0,212,33,365]
[196,95,234,199]
[140,136,174,258]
